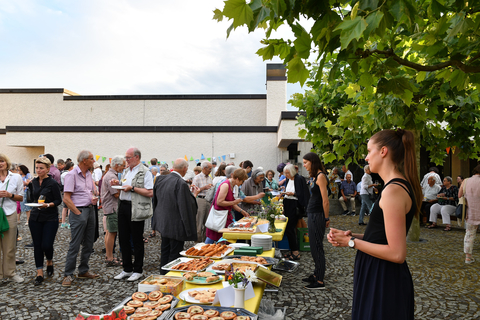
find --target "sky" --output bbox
[0,0,312,109]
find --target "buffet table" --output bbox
[165,248,275,314]
[221,219,288,241]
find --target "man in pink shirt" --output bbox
[61,150,99,286]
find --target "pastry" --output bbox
[203,309,219,318]
[158,295,173,304]
[155,303,171,311]
[220,311,237,320]
[205,275,220,283]
[234,317,250,320]
[191,315,208,320]
[135,307,151,315]
[148,290,163,301]
[127,300,143,308]
[158,278,168,284]
[123,306,135,314]
[143,300,161,309]
[174,312,191,319]
[197,271,214,277]
[210,317,225,320]
[183,272,197,281]
[129,314,146,319]
[146,309,162,317]
[132,292,149,302]
[187,306,204,315]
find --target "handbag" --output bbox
[205,187,228,232]
[0,180,10,238]
[455,179,468,226]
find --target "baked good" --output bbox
[191,315,208,320]
[183,272,197,281]
[205,275,220,283]
[123,306,135,314]
[203,309,219,317]
[155,303,171,311]
[127,300,143,308]
[197,271,214,277]
[234,317,250,320]
[135,307,151,315]
[158,295,173,304]
[148,290,163,301]
[143,300,161,309]
[174,312,191,319]
[210,317,225,320]
[220,311,237,319]
[146,309,162,317]
[129,314,146,319]
[211,263,230,271]
[132,292,149,302]
[187,306,204,315]
[158,278,168,284]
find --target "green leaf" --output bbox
[345,83,361,99]
[287,56,310,86]
[351,1,360,20]
[322,151,336,164]
[213,9,223,22]
[430,0,447,19]
[334,17,368,49]
[364,11,384,39]
[223,0,254,29]
[256,44,275,60]
[294,30,312,59]
[402,90,414,106]
[252,6,270,29]
[446,12,468,41]
[359,72,374,87]
[271,0,287,17]
[416,71,427,83]
[360,0,379,11]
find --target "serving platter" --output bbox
[180,243,234,259]
[178,288,217,305]
[223,255,278,266]
[161,258,214,272]
[25,203,43,207]
[112,185,126,190]
[182,270,222,285]
[110,291,179,320]
[165,305,258,320]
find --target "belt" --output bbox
[76,205,92,209]
[120,200,132,203]
[197,195,206,199]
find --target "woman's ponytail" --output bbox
[401,130,422,218]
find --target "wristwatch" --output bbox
[348,237,356,248]
[10,193,14,199]
[131,186,135,193]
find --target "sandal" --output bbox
[143,238,148,243]
[427,224,437,229]
[465,257,475,264]
[444,226,452,231]
[149,232,156,238]
[291,253,301,261]
[106,259,122,267]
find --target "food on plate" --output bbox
[147,290,163,301]
[211,263,230,271]
[233,256,268,264]
[135,307,151,314]
[171,258,213,271]
[191,315,208,320]
[158,295,173,304]
[132,292,149,302]
[187,289,216,303]
[187,306,204,315]
[146,309,162,317]
[129,314,146,319]
[203,309,219,317]
[197,271,214,277]
[185,244,232,258]
[155,303,171,311]
[205,275,220,283]
[175,312,192,319]
[231,263,258,273]
[143,300,161,309]
[228,227,254,232]
[220,311,237,319]
[127,300,143,308]
[234,317,251,320]
[183,272,197,281]
[123,306,135,314]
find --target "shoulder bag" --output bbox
[205,184,229,232]
[0,180,10,238]
[455,178,468,226]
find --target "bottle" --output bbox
[304,233,309,243]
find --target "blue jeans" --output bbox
[359,194,374,223]
[205,237,215,244]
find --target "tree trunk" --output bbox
[407,130,421,242]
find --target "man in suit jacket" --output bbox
[152,158,200,274]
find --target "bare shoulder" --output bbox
[380,182,412,211]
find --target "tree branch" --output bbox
[358,49,480,73]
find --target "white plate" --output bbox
[111,185,126,190]
[178,288,216,305]
[180,243,234,259]
[251,235,272,240]
[229,243,250,249]
[25,203,44,207]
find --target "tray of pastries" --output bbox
[181,243,234,259]
[223,255,278,266]
[162,258,214,272]
[206,259,264,274]
[114,291,179,320]
[165,305,258,320]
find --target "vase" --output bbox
[233,286,246,308]
[268,220,276,233]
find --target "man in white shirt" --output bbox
[93,162,102,187]
[421,176,441,224]
[341,165,353,182]
[420,167,442,190]
[192,161,213,242]
[112,147,153,282]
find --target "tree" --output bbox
[213,0,480,165]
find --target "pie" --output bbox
[187,306,204,315]
[148,290,163,301]
[210,317,225,320]
[220,311,237,320]
[123,306,135,314]
[174,312,192,319]
[203,309,219,317]
[158,295,173,304]
[132,292,149,302]
[127,300,143,308]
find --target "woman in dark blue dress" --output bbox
[328,129,422,319]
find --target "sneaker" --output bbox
[342,210,349,216]
[465,257,475,264]
[60,223,65,228]
[114,271,133,280]
[17,236,22,241]
[351,212,356,216]
[9,274,25,283]
[25,222,28,226]
[66,223,71,229]
[62,275,74,286]
[302,274,316,283]
[126,272,143,282]
[305,281,325,290]
[25,243,34,248]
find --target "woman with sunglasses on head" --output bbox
[328,129,421,320]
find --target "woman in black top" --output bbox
[327,129,422,320]
[302,152,330,290]
[28,157,62,286]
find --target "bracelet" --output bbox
[325,217,330,221]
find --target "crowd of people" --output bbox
[0,130,479,319]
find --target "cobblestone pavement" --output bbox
[1,213,479,319]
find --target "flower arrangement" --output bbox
[261,197,283,233]
[225,266,258,288]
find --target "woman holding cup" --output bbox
[28,157,62,285]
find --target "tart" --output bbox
[127,300,143,308]
[146,309,162,317]
[144,300,161,309]
[234,317,251,320]
[191,315,208,320]
[148,290,163,301]
[209,317,225,320]
[187,306,204,315]
[123,306,135,314]
[203,310,219,318]
[155,303,171,311]
[135,307,151,315]
[220,311,237,320]
[132,292,149,302]
[174,312,191,319]
[129,314,146,319]
[158,295,173,304]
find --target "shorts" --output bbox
[106,212,118,233]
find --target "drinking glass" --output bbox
[38,195,46,204]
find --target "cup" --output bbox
[38,195,45,204]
